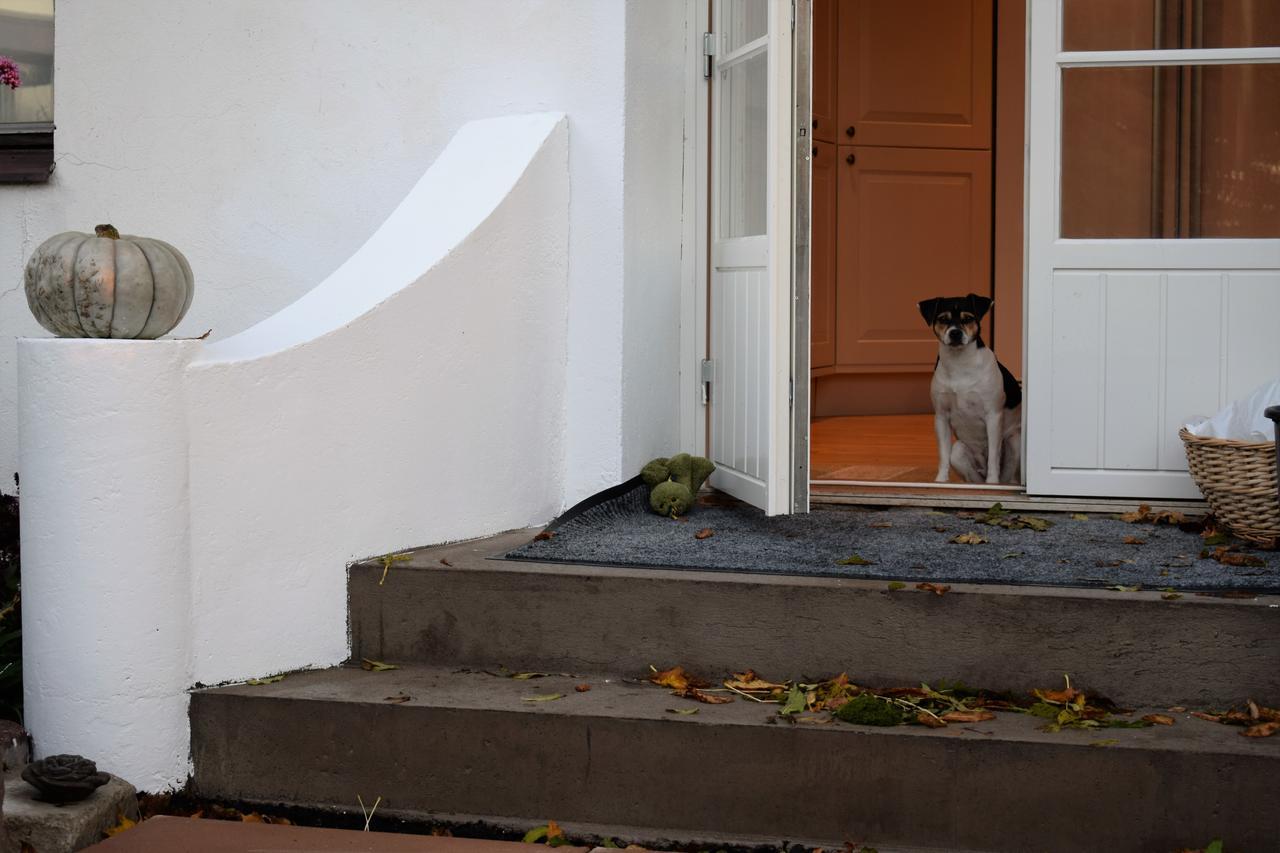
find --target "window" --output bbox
[0,0,54,183]
[1058,0,1280,238]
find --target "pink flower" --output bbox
[0,57,21,90]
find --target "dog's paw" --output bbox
[934,471,950,483]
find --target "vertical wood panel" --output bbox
[1225,272,1280,403]
[710,268,772,482]
[1050,272,1102,468]
[1161,273,1223,470]
[1102,273,1160,469]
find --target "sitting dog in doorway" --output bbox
[918,294,1022,484]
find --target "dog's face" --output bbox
[918,294,993,347]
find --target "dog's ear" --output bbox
[918,297,944,326]
[965,294,993,322]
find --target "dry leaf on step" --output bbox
[950,532,987,545]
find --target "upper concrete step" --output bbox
[191,663,1279,853]
[349,530,1280,709]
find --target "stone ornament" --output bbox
[21,754,110,803]
[24,224,194,339]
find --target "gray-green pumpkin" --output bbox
[24,224,194,339]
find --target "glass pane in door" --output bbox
[1063,0,1280,51]
[722,0,768,53]
[718,50,768,238]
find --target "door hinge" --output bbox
[703,32,715,79]
[791,0,796,32]
[789,377,794,407]
[700,358,714,404]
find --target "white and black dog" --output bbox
[918,294,1022,485]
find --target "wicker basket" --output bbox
[1179,427,1279,548]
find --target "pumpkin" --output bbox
[24,224,194,339]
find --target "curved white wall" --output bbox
[19,112,570,788]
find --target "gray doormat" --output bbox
[506,481,1279,591]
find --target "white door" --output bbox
[1025,2,1280,499]
[706,0,797,515]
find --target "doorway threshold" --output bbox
[810,481,1208,515]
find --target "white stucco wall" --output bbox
[20,112,570,788]
[2,0,691,502]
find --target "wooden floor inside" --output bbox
[810,414,941,483]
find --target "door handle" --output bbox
[845,126,855,137]
[812,146,818,158]
[845,152,856,165]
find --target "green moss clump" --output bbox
[833,693,903,727]
[649,480,694,518]
[640,458,671,489]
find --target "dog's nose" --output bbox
[947,328,963,343]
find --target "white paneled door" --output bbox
[1025,2,1280,499]
[707,0,796,514]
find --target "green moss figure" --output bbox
[666,453,716,495]
[641,458,671,489]
[833,693,903,727]
[649,480,694,518]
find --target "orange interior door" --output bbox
[811,139,836,368]
[812,0,995,412]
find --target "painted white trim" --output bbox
[720,35,770,67]
[1059,47,1280,67]
[680,0,709,458]
[1049,240,1280,269]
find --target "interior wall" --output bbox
[0,0,656,502]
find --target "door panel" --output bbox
[811,139,836,368]
[834,145,992,368]
[838,0,993,149]
[707,0,794,514]
[811,0,837,142]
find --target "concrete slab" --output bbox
[5,773,138,853]
[191,664,1280,853]
[349,530,1280,708]
[87,815,592,852]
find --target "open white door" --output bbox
[706,0,797,515]
[1025,2,1280,499]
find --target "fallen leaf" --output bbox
[241,813,264,823]
[574,684,591,693]
[1122,536,1146,546]
[950,532,987,545]
[1119,504,1152,523]
[1169,706,1187,713]
[649,665,709,691]
[695,528,714,540]
[887,581,907,591]
[439,558,453,567]
[1248,699,1261,720]
[916,711,947,728]
[941,709,996,723]
[533,531,555,541]
[522,693,564,703]
[1202,531,1230,546]
[1241,721,1280,738]
[246,675,285,685]
[916,582,951,596]
[1215,549,1265,568]
[1161,592,1183,601]
[725,670,787,691]
[383,694,411,704]
[682,687,733,704]
[360,658,399,672]
[1142,714,1174,726]
[932,525,948,533]
[104,815,136,837]
[1072,513,1089,521]
[522,825,550,844]
[1191,711,1222,722]
[667,707,699,716]
[511,672,547,680]
[837,554,876,566]
[1107,584,1141,592]
[779,685,807,716]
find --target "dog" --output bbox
[918,294,1022,485]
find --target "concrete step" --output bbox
[349,531,1280,709]
[191,664,1279,853]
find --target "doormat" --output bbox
[506,480,1279,592]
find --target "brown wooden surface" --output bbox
[837,0,993,149]
[992,0,1025,378]
[811,139,836,368]
[834,145,992,369]
[811,372,932,418]
[88,816,591,853]
[811,413,939,482]
[811,0,837,143]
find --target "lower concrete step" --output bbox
[349,531,1280,709]
[191,664,1279,853]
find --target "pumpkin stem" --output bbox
[94,224,120,240]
